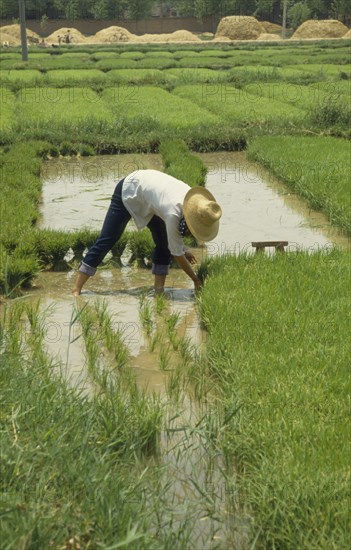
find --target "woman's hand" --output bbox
[184,250,197,265]
[194,277,202,292]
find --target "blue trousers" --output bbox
[79,178,172,276]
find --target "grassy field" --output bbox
[0,38,350,547]
[198,250,350,549]
[248,135,351,235]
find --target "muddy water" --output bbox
[37,151,350,388]
[200,151,350,255]
[27,268,202,395]
[40,153,163,230]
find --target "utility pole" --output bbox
[19,0,28,61]
[282,0,288,39]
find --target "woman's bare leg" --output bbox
[72,272,90,296]
[154,274,166,295]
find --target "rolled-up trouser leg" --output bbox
[147,215,171,275]
[79,178,131,276]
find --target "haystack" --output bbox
[91,26,134,43]
[291,19,348,40]
[46,28,86,44]
[215,16,264,40]
[212,36,232,43]
[261,21,282,34]
[135,30,200,43]
[342,29,351,38]
[1,24,40,44]
[257,33,282,41]
[0,31,18,46]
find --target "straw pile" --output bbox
[46,28,86,44]
[291,19,348,39]
[215,16,264,40]
[342,29,351,38]
[261,21,282,34]
[91,26,135,43]
[212,36,232,42]
[257,33,282,41]
[0,24,40,44]
[135,30,201,43]
[0,31,18,46]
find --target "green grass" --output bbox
[94,58,138,70]
[105,68,174,84]
[0,69,43,84]
[160,139,207,186]
[16,86,113,128]
[102,85,220,131]
[309,80,351,97]
[292,63,351,78]
[248,135,351,234]
[45,69,107,84]
[198,250,351,549]
[0,87,16,132]
[165,67,228,83]
[243,81,350,111]
[173,83,305,129]
[0,299,163,548]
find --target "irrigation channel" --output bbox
[10,152,351,547]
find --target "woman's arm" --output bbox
[173,255,202,291]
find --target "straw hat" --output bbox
[183,187,222,242]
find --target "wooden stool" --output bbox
[252,241,289,253]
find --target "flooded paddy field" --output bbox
[33,149,350,399]
[1,149,349,548]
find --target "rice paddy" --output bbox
[0,36,350,548]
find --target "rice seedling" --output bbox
[243,81,350,112]
[248,135,351,234]
[0,69,43,84]
[139,293,154,340]
[45,68,107,85]
[160,139,207,186]
[159,343,172,371]
[95,58,138,70]
[33,229,73,270]
[309,80,351,97]
[0,300,164,547]
[102,85,220,132]
[165,67,228,84]
[137,57,177,70]
[0,87,16,132]
[119,51,145,60]
[177,56,232,69]
[198,250,350,548]
[173,84,305,129]
[105,68,173,85]
[16,87,113,128]
[144,50,174,58]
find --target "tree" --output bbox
[92,0,127,19]
[288,1,311,28]
[332,0,351,22]
[126,0,154,20]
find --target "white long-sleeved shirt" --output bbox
[122,169,190,256]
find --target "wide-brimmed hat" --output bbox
[183,187,222,242]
